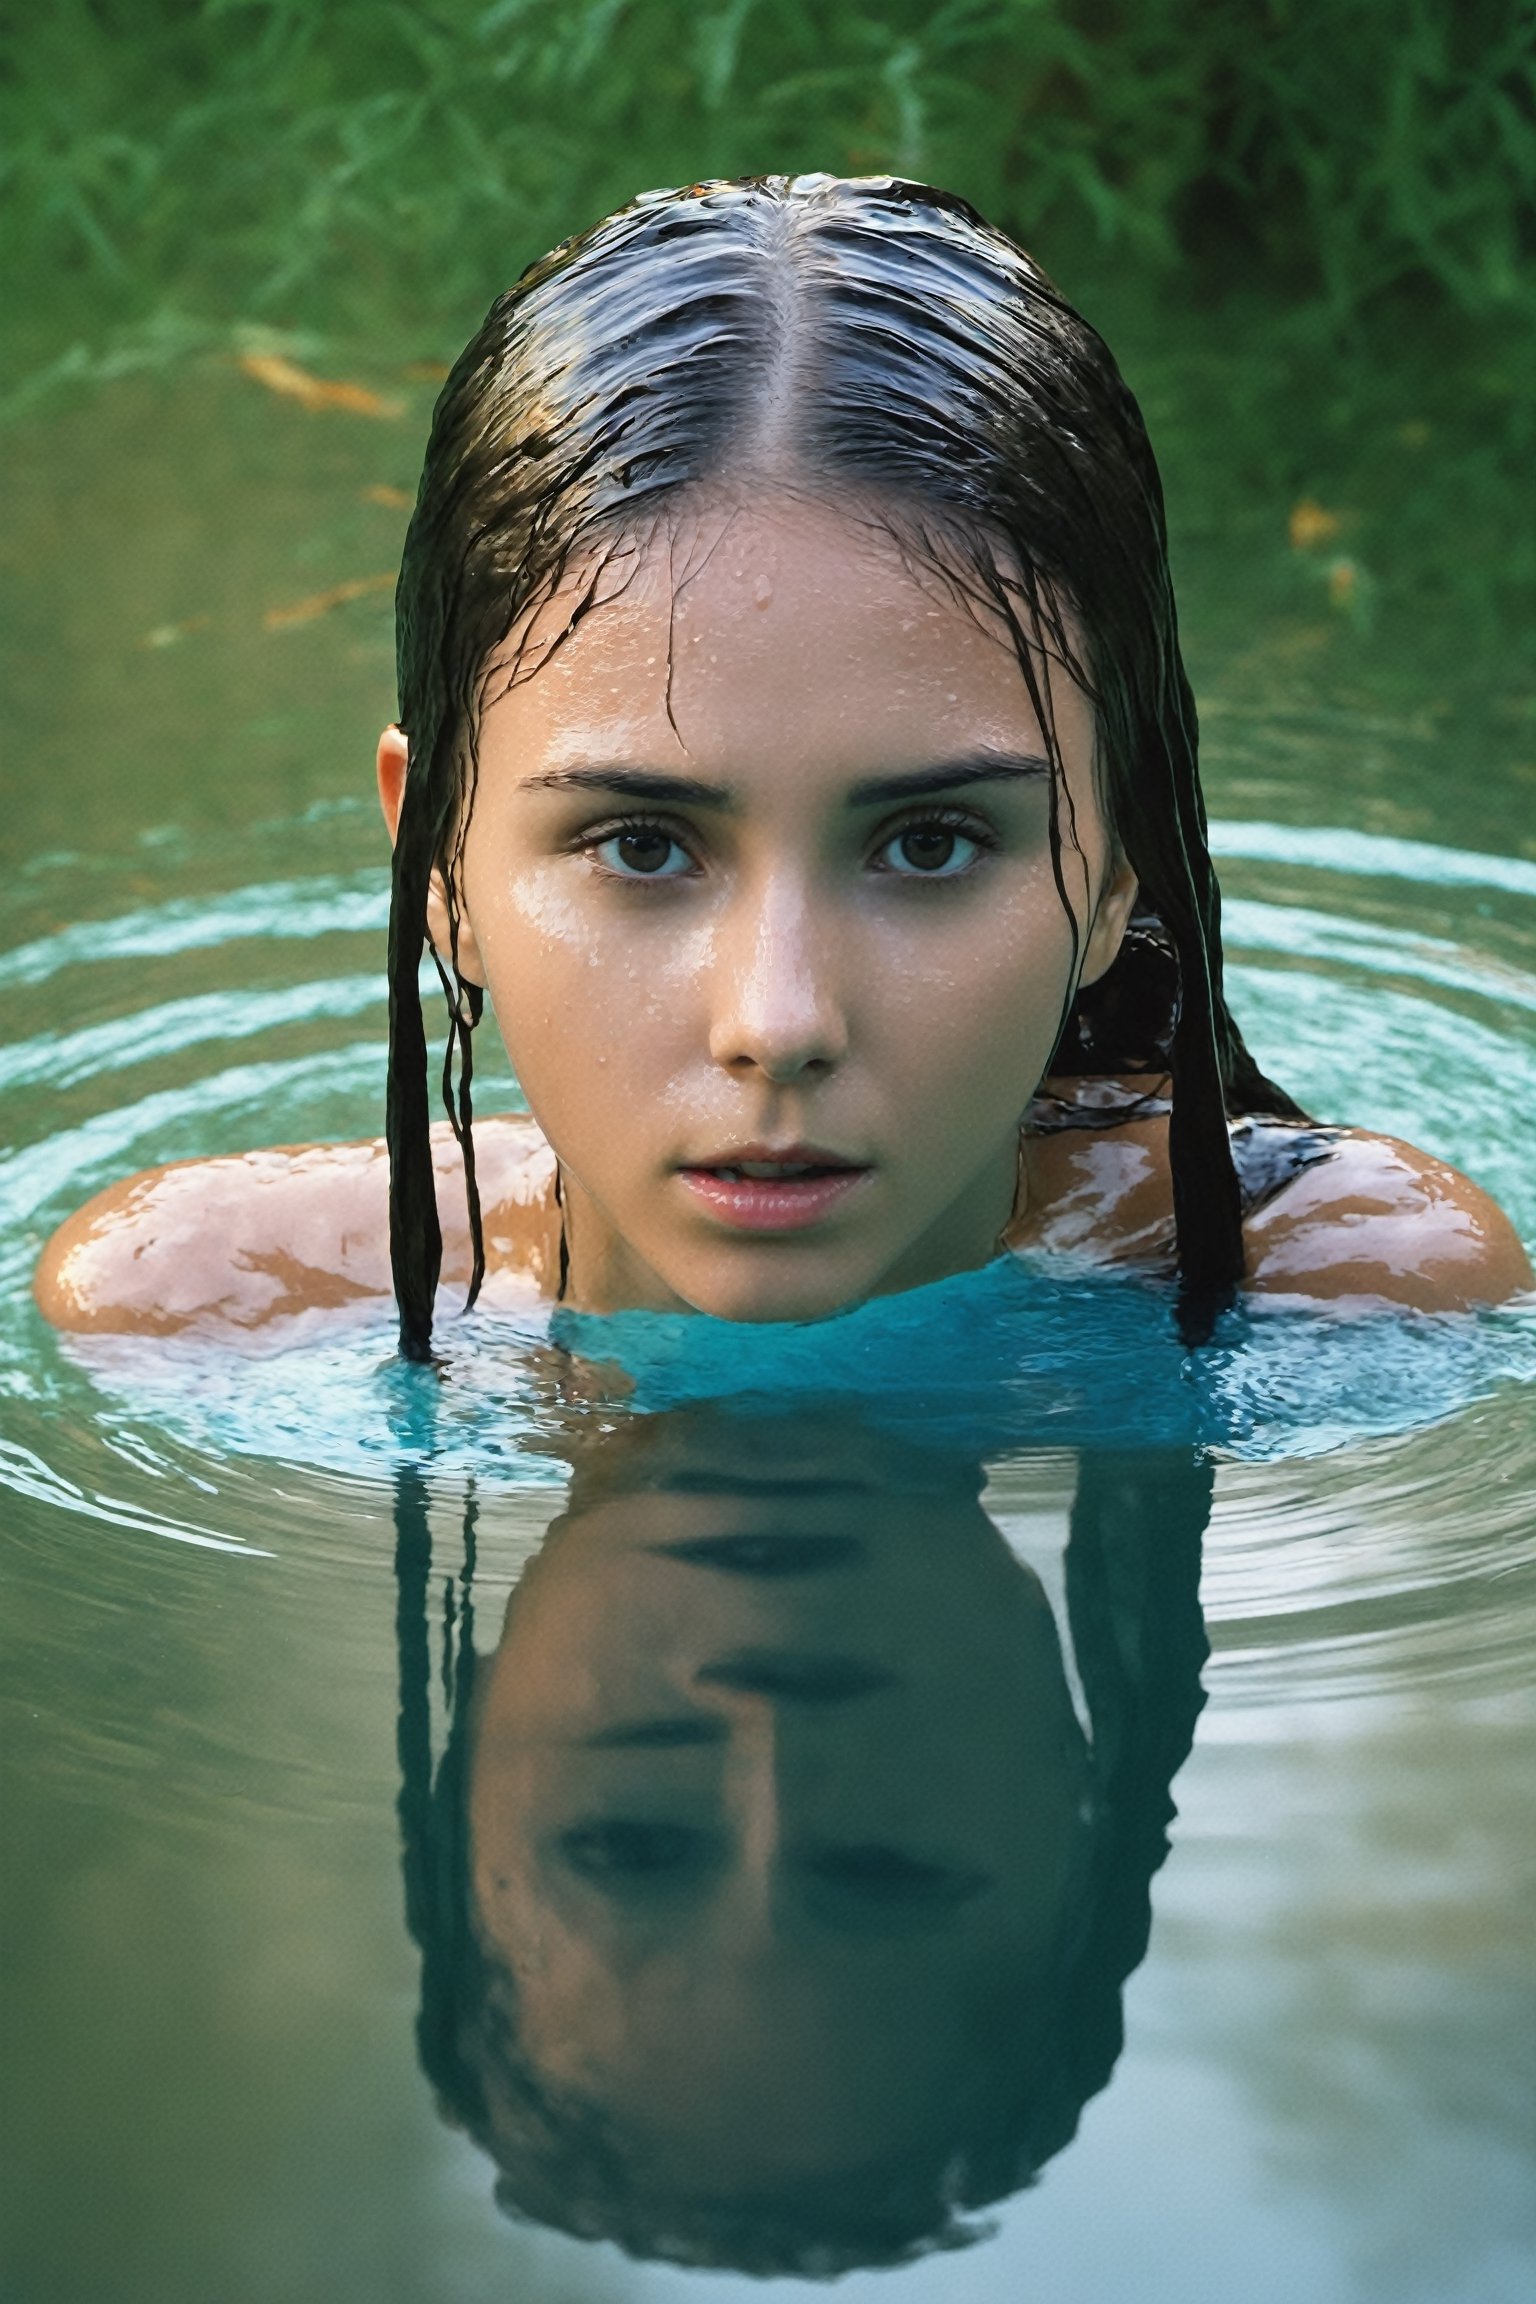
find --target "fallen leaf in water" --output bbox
[1289,497,1342,550]
[239,352,403,418]
[1327,557,1358,606]
[401,360,451,382]
[140,615,211,649]
[362,483,414,508]
[264,572,397,631]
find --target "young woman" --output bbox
[34,175,1530,1355]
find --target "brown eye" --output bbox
[616,829,673,873]
[593,824,693,878]
[899,826,958,871]
[876,820,982,877]
[559,1819,717,1879]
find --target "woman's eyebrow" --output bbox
[846,751,1052,805]
[584,1715,728,1749]
[520,751,1051,808]
[521,765,734,806]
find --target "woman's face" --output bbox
[467,1414,1091,2194]
[394,492,1136,1320]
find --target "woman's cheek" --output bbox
[486,900,701,1130]
[866,904,1073,1098]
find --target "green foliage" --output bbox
[2,0,1531,371]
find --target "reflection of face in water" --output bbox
[395,1409,1210,2273]
[470,1415,1092,2201]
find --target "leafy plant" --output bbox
[3,0,1530,372]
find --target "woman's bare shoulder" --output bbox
[33,1113,556,1337]
[1243,1128,1531,1311]
[1019,1089,1530,1312]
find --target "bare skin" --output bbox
[32,494,1532,1338]
[34,1098,1530,1337]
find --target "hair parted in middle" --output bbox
[387,172,1303,1360]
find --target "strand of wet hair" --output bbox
[552,1162,570,1301]
[431,944,486,1313]
[386,777,446,1362]
[394,1466,493,2135]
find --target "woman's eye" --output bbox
[808,1843,989,1907]
[592,825,694,879]
[558,1819,714,1880]
[876,821,984,877]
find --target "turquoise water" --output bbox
[2,358,1535,2300]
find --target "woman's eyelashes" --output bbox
[582,815,697,880]
[558,1816,721,1883]
[573,807,1002,884]
[868,809,997,879]
[555,1817,989,1913]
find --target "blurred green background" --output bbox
[5,0,1530,362]
[2,0,1533,858]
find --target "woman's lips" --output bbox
[676,1155,872,1233]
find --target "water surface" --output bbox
[2,350,1533,2303]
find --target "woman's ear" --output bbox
[1077,853,1140,990]
[375,723,410,842]
[375,725,487,988]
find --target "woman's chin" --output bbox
[668,1253,882,1328]
[571,1204,934,1325]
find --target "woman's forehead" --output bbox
[477,492,1093,782]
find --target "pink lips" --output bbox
[677,1145,872,1233]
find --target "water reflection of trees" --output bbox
[393,1407,1210,2275]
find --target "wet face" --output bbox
[385,491,1137,1320]
[467,1416,1091,2193]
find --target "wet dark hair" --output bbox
[388,172,1301,1361]
[392,1433,1210,2275]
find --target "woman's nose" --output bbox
[707,873,849,1082]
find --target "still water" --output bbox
[2,358,1534,2302]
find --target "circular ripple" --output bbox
[1,829,1532,1696]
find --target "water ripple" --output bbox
[0,975,381,1094]
[0,825,1531,1718]
[0,872,386,989]
[0,1432,271,1556]
[1209,821,1536,899]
